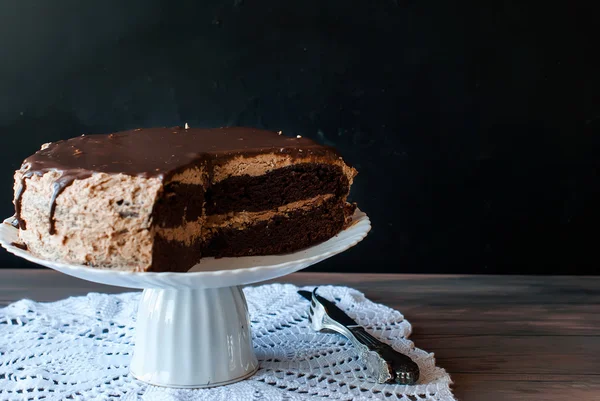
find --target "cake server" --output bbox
[298,288,420,385]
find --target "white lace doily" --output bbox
[0,284,455,401]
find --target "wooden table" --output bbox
[1,269,598,400]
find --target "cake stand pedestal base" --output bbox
[129,286,259,388]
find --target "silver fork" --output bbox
[305,288,420,385]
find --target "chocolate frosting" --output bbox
[15,126,340,233]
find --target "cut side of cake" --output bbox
[13,127,357,272]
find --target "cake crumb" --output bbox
[278,131,282,135]
[135,128,142,131]
[108,134,115,138]
[185,123,190,129]
[41,142,51,150]
[296,135,302,138]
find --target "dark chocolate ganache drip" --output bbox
[16,127,340,235]
[47,172,93,235]
[15,171,42,230]
[10,242,28,251]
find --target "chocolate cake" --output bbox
[12,127,357,272]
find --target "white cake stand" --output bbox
[0,210,370,388]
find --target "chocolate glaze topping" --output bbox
[15,126,341,233]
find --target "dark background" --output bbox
[0,1,598,274]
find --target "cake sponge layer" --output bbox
[205,163,350,215]
[203,197,355,258]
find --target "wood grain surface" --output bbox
[0,269,598,401]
